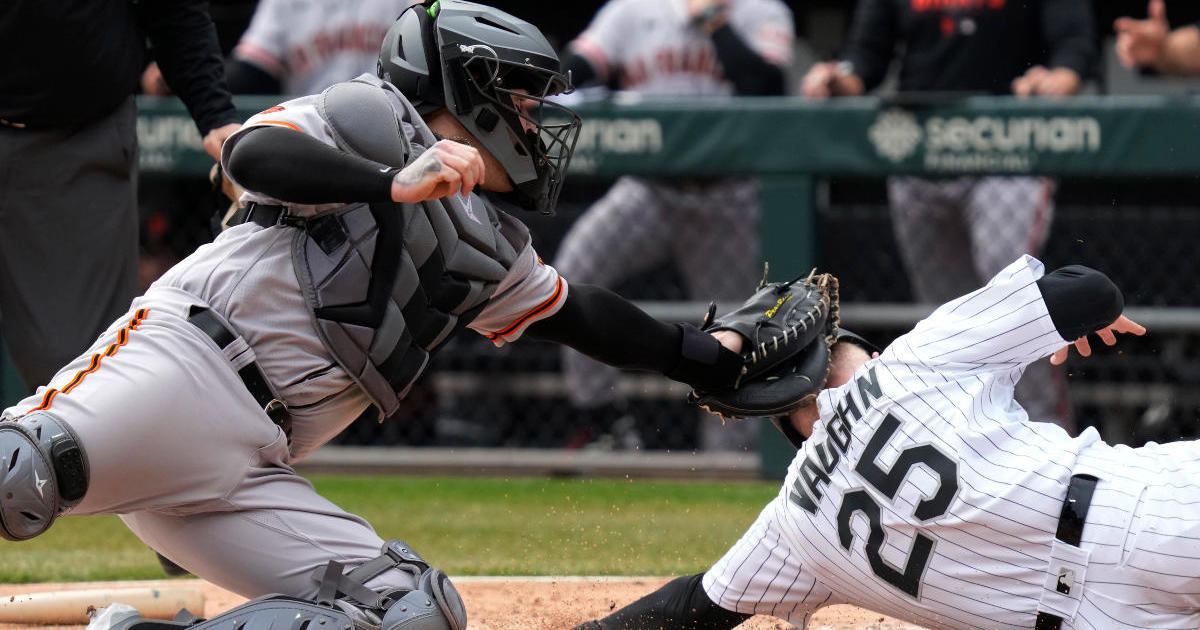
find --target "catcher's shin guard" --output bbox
[108,540,466,630]
[0,411,89,541]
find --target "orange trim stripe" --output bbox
[25,309,150,414]
[255,120,302,132]
[488,277,565,341]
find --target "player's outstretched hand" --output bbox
[391,139,486,203]
[1050,315,1146,366]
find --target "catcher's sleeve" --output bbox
[1036,265,1122,341]
[524,284,743,391]
[225,126,398,204]
[571,573,750,630]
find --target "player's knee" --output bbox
[0,411,89,541]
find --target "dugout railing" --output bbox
[4,94,1200,478]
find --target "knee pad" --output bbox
[0,411,89,541]
[318,540,466,630]
[380,566,466,630]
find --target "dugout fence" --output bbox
[3,94,1199,478]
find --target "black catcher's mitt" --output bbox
[689,269,840,419]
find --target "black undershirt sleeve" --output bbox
[572,574,751,630]
[710,24,785,95]
[226,58,283,95]
[1041,0,1098,81]
[1036,265,1124,341]
[139,0,239,135]
[523,284,742,391]
[225,126,398,204]
[563,52,600,89]
[842,0,899,93]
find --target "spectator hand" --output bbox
[141,62,171,96]
[801,62,865,98]
[1050,315,1146,366]
[1011,66,1081,97]
[391,139,486,203]
[1114,0,1169,69]
[202,123,243,162]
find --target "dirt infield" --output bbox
[0,579,925,630]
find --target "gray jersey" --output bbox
[234,0,420,95]
[570,0,793,96]
[704,256,1200,628]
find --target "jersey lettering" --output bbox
[837,413,960,599]
[789,366,883,514]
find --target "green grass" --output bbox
[1,475,779,583]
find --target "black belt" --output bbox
[1034,473,1099,630]
[226,202,291,228]
[187,305,291,438]
[230,202,348,255]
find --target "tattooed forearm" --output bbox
[395,151,443,188]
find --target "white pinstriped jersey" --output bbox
[569,0,793,97]
[705,256,1200,629]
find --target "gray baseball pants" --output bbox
[0,97,140,390]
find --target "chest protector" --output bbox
[292,76,530,417]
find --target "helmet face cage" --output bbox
[447,47,582,215]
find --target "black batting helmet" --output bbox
[378,0,581,215]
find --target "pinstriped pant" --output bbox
[554,176,760,450]
[888,176,1070,429]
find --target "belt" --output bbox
[186,305,291,438]
[225,202,292,228]
[1034,473,1099,630]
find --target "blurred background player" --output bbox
[143,0,421,97]
[800,0,1097,431]
[1114,0,1200,76]
[553,0,795,451]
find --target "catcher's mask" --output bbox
[378,0,582,215]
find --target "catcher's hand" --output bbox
[1050,314,1145,366]
[689,269,840,419]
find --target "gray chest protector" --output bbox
[294,76,530,416]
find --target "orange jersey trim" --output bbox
[255,120,302,132]
[26,309,150,414]
[487,277,565,342]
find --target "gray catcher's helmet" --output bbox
[378,0,581,215]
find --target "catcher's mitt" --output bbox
[689,269,840,419]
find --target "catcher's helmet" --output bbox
[378,0,581,215]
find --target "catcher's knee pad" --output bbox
[379,565,465,630]
[0,411,89,541]
[321,540,466,630]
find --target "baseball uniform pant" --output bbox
[888,176,1069,426]
[554,176,760,451]
[0,97,140,389]
[4,302,415,600]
